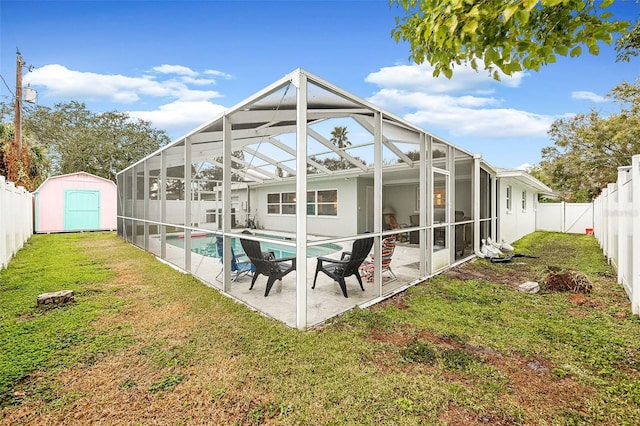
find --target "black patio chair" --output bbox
[240,238,297,297]
[312,237,374,298]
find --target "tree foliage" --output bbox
[0,122,50,191]
[532,80,640,202]
[195,151,247,185]
[617,19,640,61]
[329,125,352,169]
[1,100,170,182]
[391,0,632,79]
[329,126,351,149]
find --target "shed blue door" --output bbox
[64,189,101,231]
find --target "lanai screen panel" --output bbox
[380,116,424,294]
[117,69,489,329]
[454,149,474,261]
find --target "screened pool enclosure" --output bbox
[117,69,497,329]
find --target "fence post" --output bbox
[632,155,640,315]
[8,181,17,261]
[617,168,627,286]
[0,176,5,269]
[0,177,33,271]
[601,187,608,259]
[608,183,617,267]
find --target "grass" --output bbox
[1,231,639,424]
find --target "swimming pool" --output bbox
[166,234,342,259]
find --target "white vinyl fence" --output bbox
[593,155,640,315]
[0,176,33,270]
[537,202,594,234]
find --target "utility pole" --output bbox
[14,50,24,155]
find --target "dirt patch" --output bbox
[368,327,596,424]
[568,294,597,307]
[375,291,411,310]
[444,259,533,289]
[438,405,514,425]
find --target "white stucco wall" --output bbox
[384,183,419,226]
[498,180,537,244]
[253,178,358,237]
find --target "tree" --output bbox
[617,19,640,61]
[330,126,351,150]
[0,122,49,191]
[532,80,640,202]
[391,0,632,79]
[329,125,352,169]
[1,100,170,182]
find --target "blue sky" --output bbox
[1,0,638,169]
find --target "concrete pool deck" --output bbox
[141,234,429,328]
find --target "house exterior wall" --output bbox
[35,172,117,233]
[498,179,537,244]
[253,178,358,237]
[455,178,472,219]
[357,177,374,234]
[384,183,419,227]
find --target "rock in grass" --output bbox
[37,290,75,308]
[518,281,540,294]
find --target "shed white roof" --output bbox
[34,171,116,193]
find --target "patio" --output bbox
[142,232,429,328]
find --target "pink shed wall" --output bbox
[34,172,117,233]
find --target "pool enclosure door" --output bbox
[64,189,101,231]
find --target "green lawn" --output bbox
[1,231,639,425]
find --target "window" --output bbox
[281,192,296,214]
[267,193,280,214]
[316,190,337,216]
[434,189,446,206]
[522,190,527,211]
[206,209,216,223]
[267,189,337,216]
[307,191,316,215]
[506,185,512,211]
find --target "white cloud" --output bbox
[128,100,225,133]
[365,64,555,139]
[516,163,533,171]
[204,69,233,79]
[23,63,231,138]
[26,64,147,102]
[406,104,552,138]
[25,64,224,104]
[152,64,198,76]
[571,91,608,103]
[181,76,217,85]
[365,62,526,95]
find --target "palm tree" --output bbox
[329,126,350,169]
[330,126,350,149]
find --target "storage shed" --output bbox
[34,172,117,233]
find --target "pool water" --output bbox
[166,234,341,259]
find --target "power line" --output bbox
[0,73,16,97]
